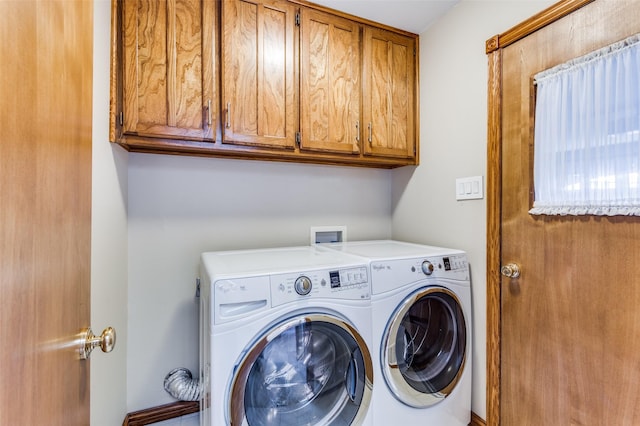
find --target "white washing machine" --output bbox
[321,240,471,426]
[199,246,374,426]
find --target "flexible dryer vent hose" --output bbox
[164,367,202,402]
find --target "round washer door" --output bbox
[381,286,467,408]
[228,313,373,426]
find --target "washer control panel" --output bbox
[271,266,370,306]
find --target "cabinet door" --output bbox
[221,0,296,149]
[122,0,216,141]
[299,8,360,154]
[362,26,416,159]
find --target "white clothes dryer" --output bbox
[321,240,471,426]
[199,246,374,426]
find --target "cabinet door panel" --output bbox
[222,0,295,149]
[262,7,288,138]
[391,41,410,145]
[123,0,215,141]
[300,9,360,154]
[363,26,415,158]
[230,0,259,136]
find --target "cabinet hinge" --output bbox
[119,111,123,126]
[295,12,300,26]
[295,132,301,147]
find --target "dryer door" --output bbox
[381,286,467,408]
[228,313,373,426]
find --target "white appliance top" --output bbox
[321,240,465,259]
[201,245,367,279]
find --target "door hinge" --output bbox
[119,111,123,126]
[295,132,301,147]
[295,12,300,26]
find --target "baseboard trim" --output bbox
[470,411,487,426]
[122,401,199,426]
[121,403,483,426]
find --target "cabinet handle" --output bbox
[207,100,212,127]
[368,122,372,144]
[355,121,360,142]
[226,102,231,129]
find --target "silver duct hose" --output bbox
[164,367,202,402]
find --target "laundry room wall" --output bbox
[390,0,555,421]
[91,1,129,425]
[126,153,392,412]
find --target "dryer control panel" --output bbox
[370,254,469,295]
[271,266,370,306]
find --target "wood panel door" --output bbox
[122,0,216,141]
[299,8,360,154]
[221,0,296,149]
[0,1,93,424]
[487,0,640,424]
[362,26,416,159]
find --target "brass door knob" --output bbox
[79,327,116,360]
[500,263,521,278]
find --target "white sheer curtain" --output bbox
[530,34,640,216]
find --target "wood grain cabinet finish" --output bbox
[111,0,418,167]
[120,0,216,142]
[299,8,360,154]
[221,0,296,149]
[362,26,416,159]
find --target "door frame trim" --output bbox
[484,1,594,424]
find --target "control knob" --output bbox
[421,260,434,276]
[294,276,312,295]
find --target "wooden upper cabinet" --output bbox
[299,8,360,154]
[111,0,418,167]
[362,26,416,159]
[122,0,218,141]
[122,0,216,141]
[221,0,296,149]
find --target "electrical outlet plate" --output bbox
[310,226,347,245]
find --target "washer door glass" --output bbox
[229,313,373,426]
[382,287,466,408]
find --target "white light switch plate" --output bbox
[456,176,484,200]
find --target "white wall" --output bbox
[90,0,129,425]
[391,0,555,420]
[126,153,392,411]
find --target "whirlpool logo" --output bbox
[372,264,392,271]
